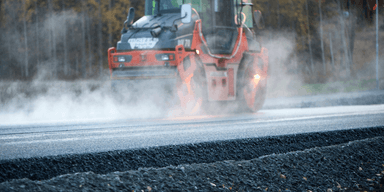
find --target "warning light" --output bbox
[253,74,261,85]
[196,50,200,55]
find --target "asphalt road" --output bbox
[0,104,383,160]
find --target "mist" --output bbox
[262,31,304,99]
[0,32,301,124]
[0,77,185,126]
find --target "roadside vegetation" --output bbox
[0,0,383,89]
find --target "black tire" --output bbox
[237,52,267,113]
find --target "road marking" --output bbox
[249,111,384,124]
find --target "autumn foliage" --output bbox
[0,0,382,82]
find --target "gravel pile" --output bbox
[1,127,384,184]
[1,136,383,192]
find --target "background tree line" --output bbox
[252,0,383,83]
[0,0,145,80]
[0,0,382,83]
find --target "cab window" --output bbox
[145,0,184,15]
[183,0,203,12]
[233,0,253,28]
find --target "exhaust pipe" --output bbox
[151,26,162,37]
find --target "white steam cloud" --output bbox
[262,31,304,98]
[0,32,302,125]
[0,79,181,126]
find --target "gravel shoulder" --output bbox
[1,136,383,192]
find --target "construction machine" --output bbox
[108,0,268,114]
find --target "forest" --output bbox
[0,0,382,83]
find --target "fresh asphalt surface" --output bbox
[0,104,383,160]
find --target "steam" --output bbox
[0,8,184,126]
[262,31,304,98]
[0,10,166,125]
[0,79,180,126]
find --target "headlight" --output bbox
[161,55,169,61]
[113,55,132,63]
[156,54,175,61]
[118,56,126,62]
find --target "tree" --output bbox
[62,0,68,76]
[23,0,29,77]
